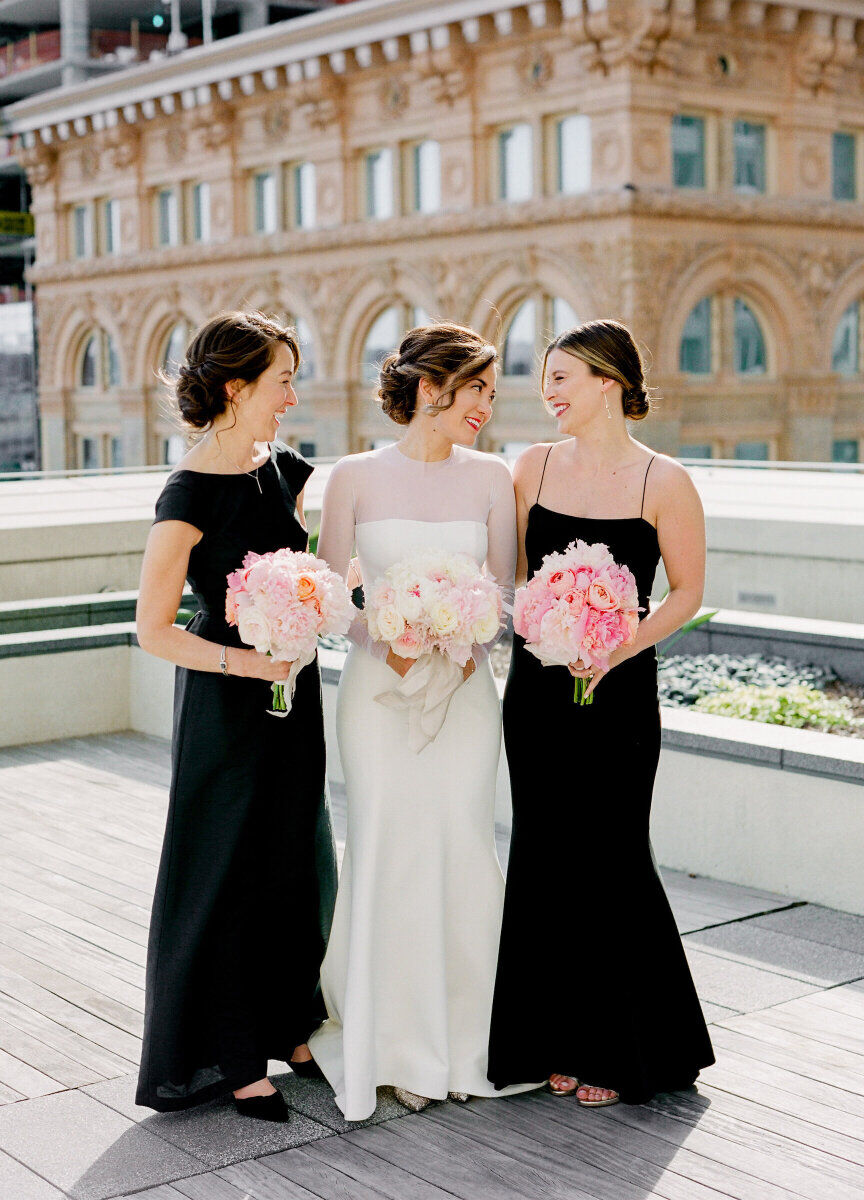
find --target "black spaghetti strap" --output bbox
[640,455,656,519]
[536,445,553,505]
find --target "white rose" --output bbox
[375,605,405,642]
[237,606,272,654]
[429,599,459,638]
[472,607,501,645]
[394,588,424,623]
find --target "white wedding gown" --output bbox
[308,442,541,1120]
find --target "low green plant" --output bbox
[694,681,861,732]
[308,526,320,556]
[660,608,718,656]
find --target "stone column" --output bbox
[60,0,90,86]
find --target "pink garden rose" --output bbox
[512,537,641,703]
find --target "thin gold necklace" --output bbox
[219,442,265,493]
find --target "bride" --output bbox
[309,322,540,1119]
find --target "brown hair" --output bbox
[168,311,301,430]
[542,319,652,420]
[377,321,497,425]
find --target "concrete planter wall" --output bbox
[2,634,863,916]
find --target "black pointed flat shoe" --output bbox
[232,1088,289,1122]
[289,1056,325,1080]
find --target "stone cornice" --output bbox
[2,0,567,138]
[24,186,864,287]
[6,0,863,143]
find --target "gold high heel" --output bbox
[394,1087,432,1112]
[448,1091,469,1102]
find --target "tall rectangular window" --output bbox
[294,162,317,229]
[498,124,533,201]
[72,205,91,258]
[79,436,99,469]
[832,439,859,463]
[103,199,120,255]
[191,183,211,243]
[253,171,278,234]
[157,189,179,246]
[679,444,713,459]
[557,114,590,194]
[833,132,856,201]
[110,436,124,468]
[734,121,766,194]
[413,140,441,213]
[734,441,769,460]
[672,115,705,188]
[365,150,394,219]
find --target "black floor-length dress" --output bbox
[136,444,337,1112]
[488,461,714,1105]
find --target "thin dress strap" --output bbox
[640,455,656,519]
[535,444,554,505]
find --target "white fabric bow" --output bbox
[374,651,465,754]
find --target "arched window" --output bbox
[502,295,580,377]
[734,299,766,375]
[162,322,188,374]
[293,316,315,382]
[503,301,535,376]
[80,335,98,387]
[362,307,400,383]
[679,297,712,375]
[832,301,860,377]
[359,305,429,384]
[106,335,121,388]
[79,330,121,388]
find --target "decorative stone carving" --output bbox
[417,61,470,107]
[263,103,291,141]
[165,125,188,163]
[569,0,695,76]
[795,19,857,95]
[380,76,410,118]
[104,127,139,171]
[80,146,100,180]
[19,144,57,186]
[191,100,235,152]
[518,47,553,91]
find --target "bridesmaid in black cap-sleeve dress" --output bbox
[135,311,336,1121]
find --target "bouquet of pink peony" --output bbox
[513,539,640,705]
[365,550,503,750]
[226,549,353,716]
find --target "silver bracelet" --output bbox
[219,645,229,676]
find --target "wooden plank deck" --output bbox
[0,732,861,1200]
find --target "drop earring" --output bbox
[604,391,612,420]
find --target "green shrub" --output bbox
[694,682,861,732]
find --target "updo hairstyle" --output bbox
[543,319,652,420]
[377,321,497,426]
[169,311,301,431]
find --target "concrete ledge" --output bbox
[2,635,863,913]
[662,606,864,684]
[0,590,196,635]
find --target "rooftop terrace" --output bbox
[0,730,863,1199]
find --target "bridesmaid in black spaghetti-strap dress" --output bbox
[488,320,714,1107]
[135,313,336,1117]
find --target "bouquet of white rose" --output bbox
[365,550,503,751]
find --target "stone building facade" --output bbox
[6,0,864,469]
